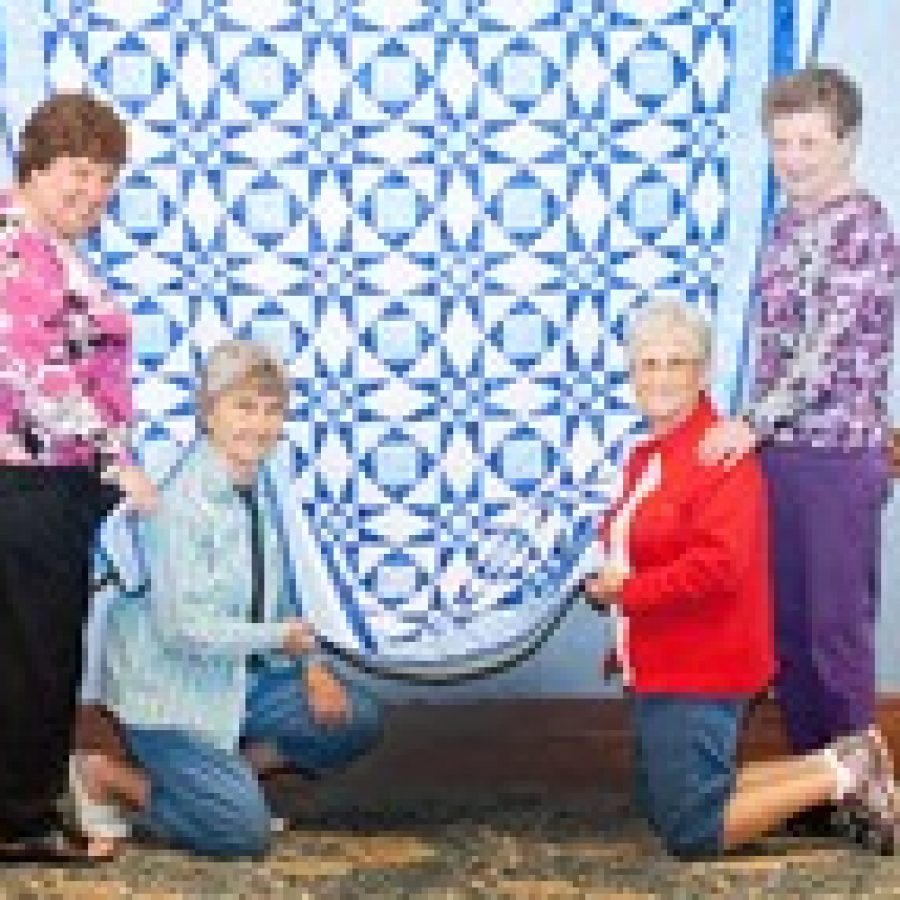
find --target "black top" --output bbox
[236,485,265,670]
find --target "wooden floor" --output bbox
[334,694,900,797]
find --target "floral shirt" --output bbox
[0,193,131,476]
[748,191,898,450]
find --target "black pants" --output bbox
[0,466,119,839]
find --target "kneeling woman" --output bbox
[75,340,382,859]
[586,301,896,858]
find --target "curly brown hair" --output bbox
[16,92,128,184]
[762,67,862,139]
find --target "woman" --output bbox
[699,68,898,837]
[0,92,155,862]
[585,301,897,858]
[72,340,382,860]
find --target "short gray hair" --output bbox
[626,301,712,367]
[197,339,289,426]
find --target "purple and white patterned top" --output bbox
[0,193,131,477]
[748,191,899,450]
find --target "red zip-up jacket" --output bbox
[604,396,775,695]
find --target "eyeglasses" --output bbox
[631,355,703,374]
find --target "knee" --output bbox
[649,795,723,860]
[208,800,272,860]
[659,825,721,860]
[179,785,272,860]
[227,818,272,860]
[639,754,726,859]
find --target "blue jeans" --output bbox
[122,664,382,859]
[633,695,745,859]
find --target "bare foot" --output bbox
[79,752,148,812]
[78,753,119,806]
[71,754,128,860]
[71,752,149,860]
[84,836,121,860]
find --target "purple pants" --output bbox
[762,446,888,753]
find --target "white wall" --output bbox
[818,1,900,689]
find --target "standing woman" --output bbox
[700,70,899,830]
[0,92,155,862]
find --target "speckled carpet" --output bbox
[0,784,897,898]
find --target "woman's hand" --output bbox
[698,417,757,468]
[281,619,316,657]
[304,662,349,728]
[888,427,900,479]
[117,464,158,513]
[583,565,629,610]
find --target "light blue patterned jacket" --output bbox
[101,440,296,751]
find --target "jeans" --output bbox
[122,663,382,859]
[633,694,745,859]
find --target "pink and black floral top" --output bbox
[0,193,131,478]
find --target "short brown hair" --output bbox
[16,92,128,184]
[762,67,862,139]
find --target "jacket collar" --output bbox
[640,393,716,461]
[191,438,266,504]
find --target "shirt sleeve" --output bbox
[618,457,763,616]
[0,220,134,473]
[73,303,134,480]
[745,213,897,438]
[147,497,291,659]
[0,240,21,442]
